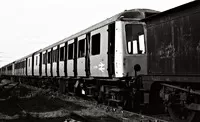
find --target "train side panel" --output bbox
[52,46,58,77]
[146,4,200,75]
[42,51,47,76]
[34,53,40,76]
[77,34,86,77]
[90,25,109,77]
[59,43,65,76]
[47,49,51,76]
[67,40,74,77]
[27,56,32,76]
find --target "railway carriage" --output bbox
[2,1,200,122]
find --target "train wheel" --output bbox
[168,104,200,122]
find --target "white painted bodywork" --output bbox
[114,21,147,78]
[34,53,40,76]
[123,23,147,76]
[114,21,125,77]
[59,43,65,76]
[52,46,57,77]
[47,49,51,76]
[77,34,86,76]
[90,25,109,77]
[67,40,74,77]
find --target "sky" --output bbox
[0,0,193,67]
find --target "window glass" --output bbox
[29,59,30,67]
[68,43,74,60]
[125,24,145,54]
[36,56,38,65]
[52,49,57,62]
[78,39,85,58]
[55,49,58,62]
[60,46,65,61]
[43,53,46,64]
[52,50,54,62]
[91,33,100,55]
[48,51,51,63]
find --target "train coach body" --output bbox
[5,3,200,121]
[33,51,41,76]
[14,59,26,76]
[144,1,200,75]
[34,9,158,79]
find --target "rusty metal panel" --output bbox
[147,4,200,75]
[147,22,173,74]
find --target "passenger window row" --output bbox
[41,33,101,64]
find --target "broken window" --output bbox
[125,24,145,54]
[78,39,85,58]
[91,33,101,55]
[60,46,65,61]
[68,43,74,60]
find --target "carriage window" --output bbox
[60,46,65,61]
[68,43,74,60]
[43,53,46,64]
[36,56,38,65]
[48,51,51,63]
[91,33,100,55]
[52,49,57,62]
[29,59,30,67]
[52,50,55,62]
[78,39,85,58]
[55,49,57,62]
[125,24,145,54]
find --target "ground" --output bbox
[0,81,171,122]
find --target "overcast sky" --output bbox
[0,0,193,67]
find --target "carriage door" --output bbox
[42,51,46,76]
[59,43,65,76]
[67,40,74,77]
[77,35,86,76]
[90,26,109,77]
[52,46,58,76]
[47,49,51,76]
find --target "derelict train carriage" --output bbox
[2,1,200,122]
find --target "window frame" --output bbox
[47,51,51,64]
[125,23,146,55]
[78,38,86,58]
[60,46,65,61]
[68,42,74,60]
[91,33,101,56]
[36,56,38,66]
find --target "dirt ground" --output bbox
[0,83,124,122]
